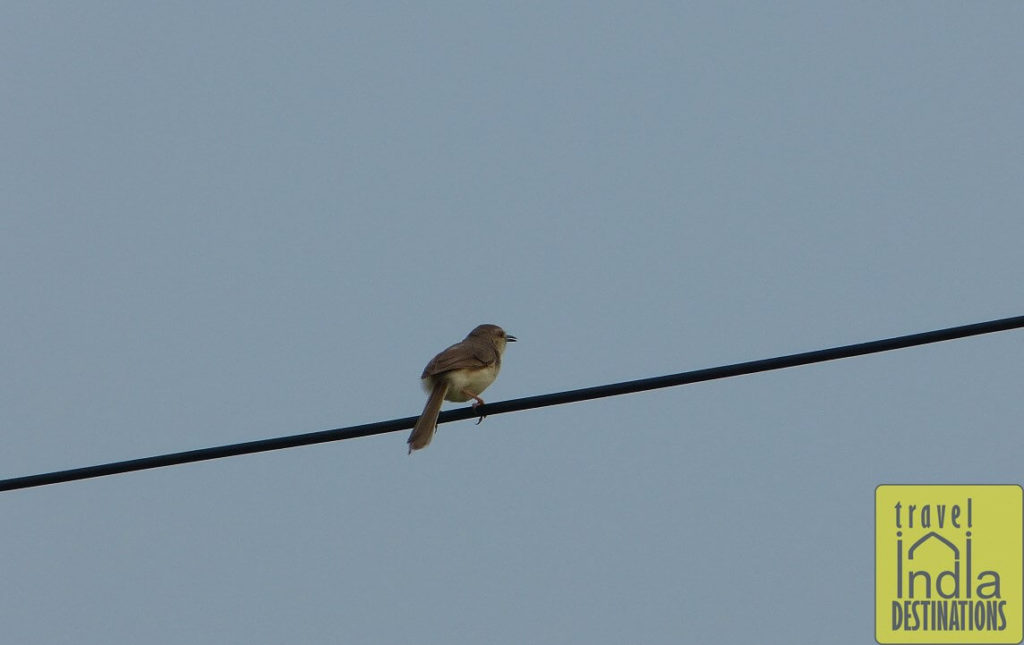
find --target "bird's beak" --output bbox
[506,334,517,342]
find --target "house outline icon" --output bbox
[907,531,959,560]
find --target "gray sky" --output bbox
[2,3,1023,643]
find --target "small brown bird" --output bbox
[408,324,516,453]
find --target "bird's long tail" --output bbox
[408,382,448,454]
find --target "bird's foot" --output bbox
[471,396,487,425]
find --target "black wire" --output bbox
[2,314,1022,493]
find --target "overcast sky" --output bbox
[2,3,1023,644]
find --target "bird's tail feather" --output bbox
[408,382,447,454]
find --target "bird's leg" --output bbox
[463,389,487,424]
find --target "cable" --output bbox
[2,314,1023,493]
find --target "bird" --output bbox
[408,324,516,453]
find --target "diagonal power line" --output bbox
[2,314,1023,493]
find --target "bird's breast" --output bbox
[422,364,500,402]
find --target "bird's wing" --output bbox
[421,340,498,377]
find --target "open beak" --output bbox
[506,334,517,342]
